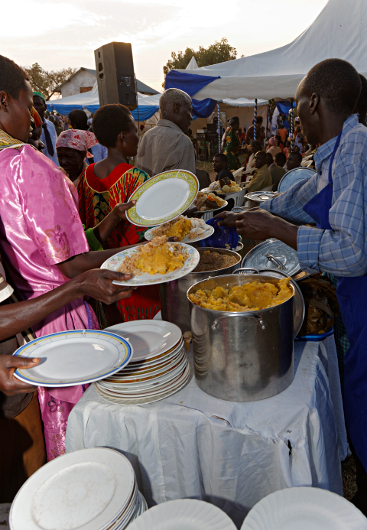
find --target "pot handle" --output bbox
[211,313,266,331]
[233,267,259,275]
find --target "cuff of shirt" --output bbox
[259,201,271,212]
[297,225,324,271]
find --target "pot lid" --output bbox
[242,239,301,277]
[246,191,278,203]
[200,217,239,251]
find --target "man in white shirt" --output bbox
[135,88,195,177]
[32,92,59,166]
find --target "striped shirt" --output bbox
[260,114,367,277]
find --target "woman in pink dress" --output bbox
[0,55,135,459]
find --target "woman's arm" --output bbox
[93,201,136,246]
[0,268,134,341]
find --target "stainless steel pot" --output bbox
[160,248,241,333]
[187,270,304,402]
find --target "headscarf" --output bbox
[56,129,98,158]
[269,137,278,146]
[32,91,46,103]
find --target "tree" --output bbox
[22,63,77,101]
[163,38,237,82]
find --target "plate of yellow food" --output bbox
[194,191,228,212]
[207,179,242,194]
[101,236,200,286]
[126,170,199,227]
[144,216,214,244]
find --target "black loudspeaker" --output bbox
[94,42,138,110]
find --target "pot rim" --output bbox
[186,273,295,316]
[190,247,241,275]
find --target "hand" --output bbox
[112,200,136,221]
[235,209,276,240]
[0,356,40,396]
[77,269,136,304]
[215,211,241,228]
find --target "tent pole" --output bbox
[290,99,294,152]
[254,99,258,140]
[217,103,221,152]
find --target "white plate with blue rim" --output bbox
[12,329,133,387]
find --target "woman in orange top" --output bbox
[78,104,160,324]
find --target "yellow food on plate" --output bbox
[189,278,293,311]
[117,236,188,276]
[166,217,191,240]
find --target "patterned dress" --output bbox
[78,162,161,323]
[222,128,240,170]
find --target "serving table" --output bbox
[66,335,347,529]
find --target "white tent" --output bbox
[176,0,367,100]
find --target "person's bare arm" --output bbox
[0,269,134,341]
[94,201,136,246]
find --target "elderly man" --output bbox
[32,91,59,166]
[135,88,195,177]
[245,151,272,193]
[218,58,367,512]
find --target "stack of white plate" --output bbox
[127,499,237,529]
[95,321,190,405]
[10,448,147,530]
[241,487,367,530]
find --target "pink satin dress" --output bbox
[0,145,98,460]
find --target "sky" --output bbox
[1,0,329,92]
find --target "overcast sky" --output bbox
[1,0,328,92]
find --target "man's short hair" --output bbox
[354,73,367,124]
[159,88,191,116]
[68,109,88,130]
[303,58,361,115]
[251,140,262,151]
[0,55,29,99]
[289,151,303,164]
[275,151,287,166]
[214,153,227,164]
[265,152,273,166]
[92,104,133,148]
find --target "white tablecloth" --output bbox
[66,336,347,529]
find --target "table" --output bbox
[66,336,347,529]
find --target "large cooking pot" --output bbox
[187,269,305,402]
[160,248,241,333]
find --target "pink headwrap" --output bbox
[269,137,278,146]
[56,129,98,158]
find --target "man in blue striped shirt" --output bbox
[219,58,367,510]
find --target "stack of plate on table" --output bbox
[10,448,147,530]
[241,487,367,530]
[95,321,190,405]
[127,499,237,530]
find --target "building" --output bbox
[56,68,159,98]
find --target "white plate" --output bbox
[126,499,236,530]
[105,321,182,362]
[101,244,200,287]
[126,170,199,227]
[144,224,215,244]
[10,448,136,530]
[241,487,367,530]
[96,364,190,405]
[13,330,132,387]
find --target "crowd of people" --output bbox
[2,51,367,516]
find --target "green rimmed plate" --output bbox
[126,170,199,227]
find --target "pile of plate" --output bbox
[95,321,190,405]
[10,448,147,530]
[128,499,236,530]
